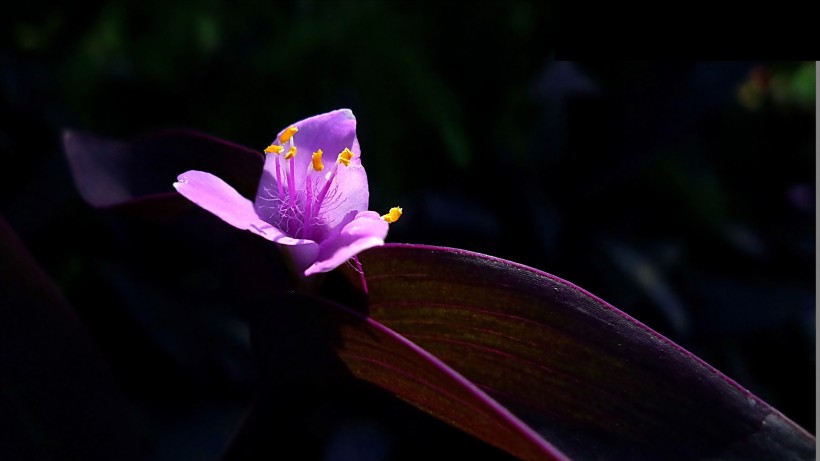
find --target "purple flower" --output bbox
[174,109,401,277]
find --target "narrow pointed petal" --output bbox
[304,211,388,276]
[174,170,286,242]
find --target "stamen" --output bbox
[264,144,284,155]
[315,163,340,213]
[314,146,354,210]
[337,148,353,167]
[274,156,284,197]
[381,207,403,223]
[311,150,324,171]
[279,126,298,144]
[304,177,314,240]
[287,149,296,207]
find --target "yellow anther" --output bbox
[279,126,298,144]
[264,144,284,155]
[337,148,354,167]
[381,207,403,223]
[284,145,297,159]
[311,149,324,171]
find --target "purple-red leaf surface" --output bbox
[329,244,814,461]
[236,291,568,461]
[63,129,262,213]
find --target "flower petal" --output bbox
[304,211,388,276]
[316,152,369,230]
[256,109,369,233]
[174,170,287,242]
[279,241,321,277]
[288,108,362,183]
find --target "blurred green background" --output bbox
[0,1,814,460]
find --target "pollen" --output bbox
[279,126,298,144]
[285,145,297,159]
[337,148,354,167]
[264,144,284,155]
[311,149,324,171]
[381,207,403,223]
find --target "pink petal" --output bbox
[280,241,321,277]
[319,156,369,230]
[281,108,362,183]
[304,211,389,276]
[256,109,369,231]
[174,170,287,242]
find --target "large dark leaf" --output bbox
[63,129,263,215]
[228,291,566,461]
[326,244,814,461]
[0,215,144,461]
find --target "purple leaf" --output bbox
[329,244,814,461]
[63,129,263,212]
[241,291,569,461]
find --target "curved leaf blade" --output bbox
[63,129,263,212]
[253,292,571,461]
[348,244,814,461]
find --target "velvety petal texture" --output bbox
[255,109,368,240]
[306,211,389,276]
[174,109,391,277]
[174,171,286,242]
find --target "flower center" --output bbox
[261,127,354,241]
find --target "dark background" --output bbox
[1,1,814,460]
